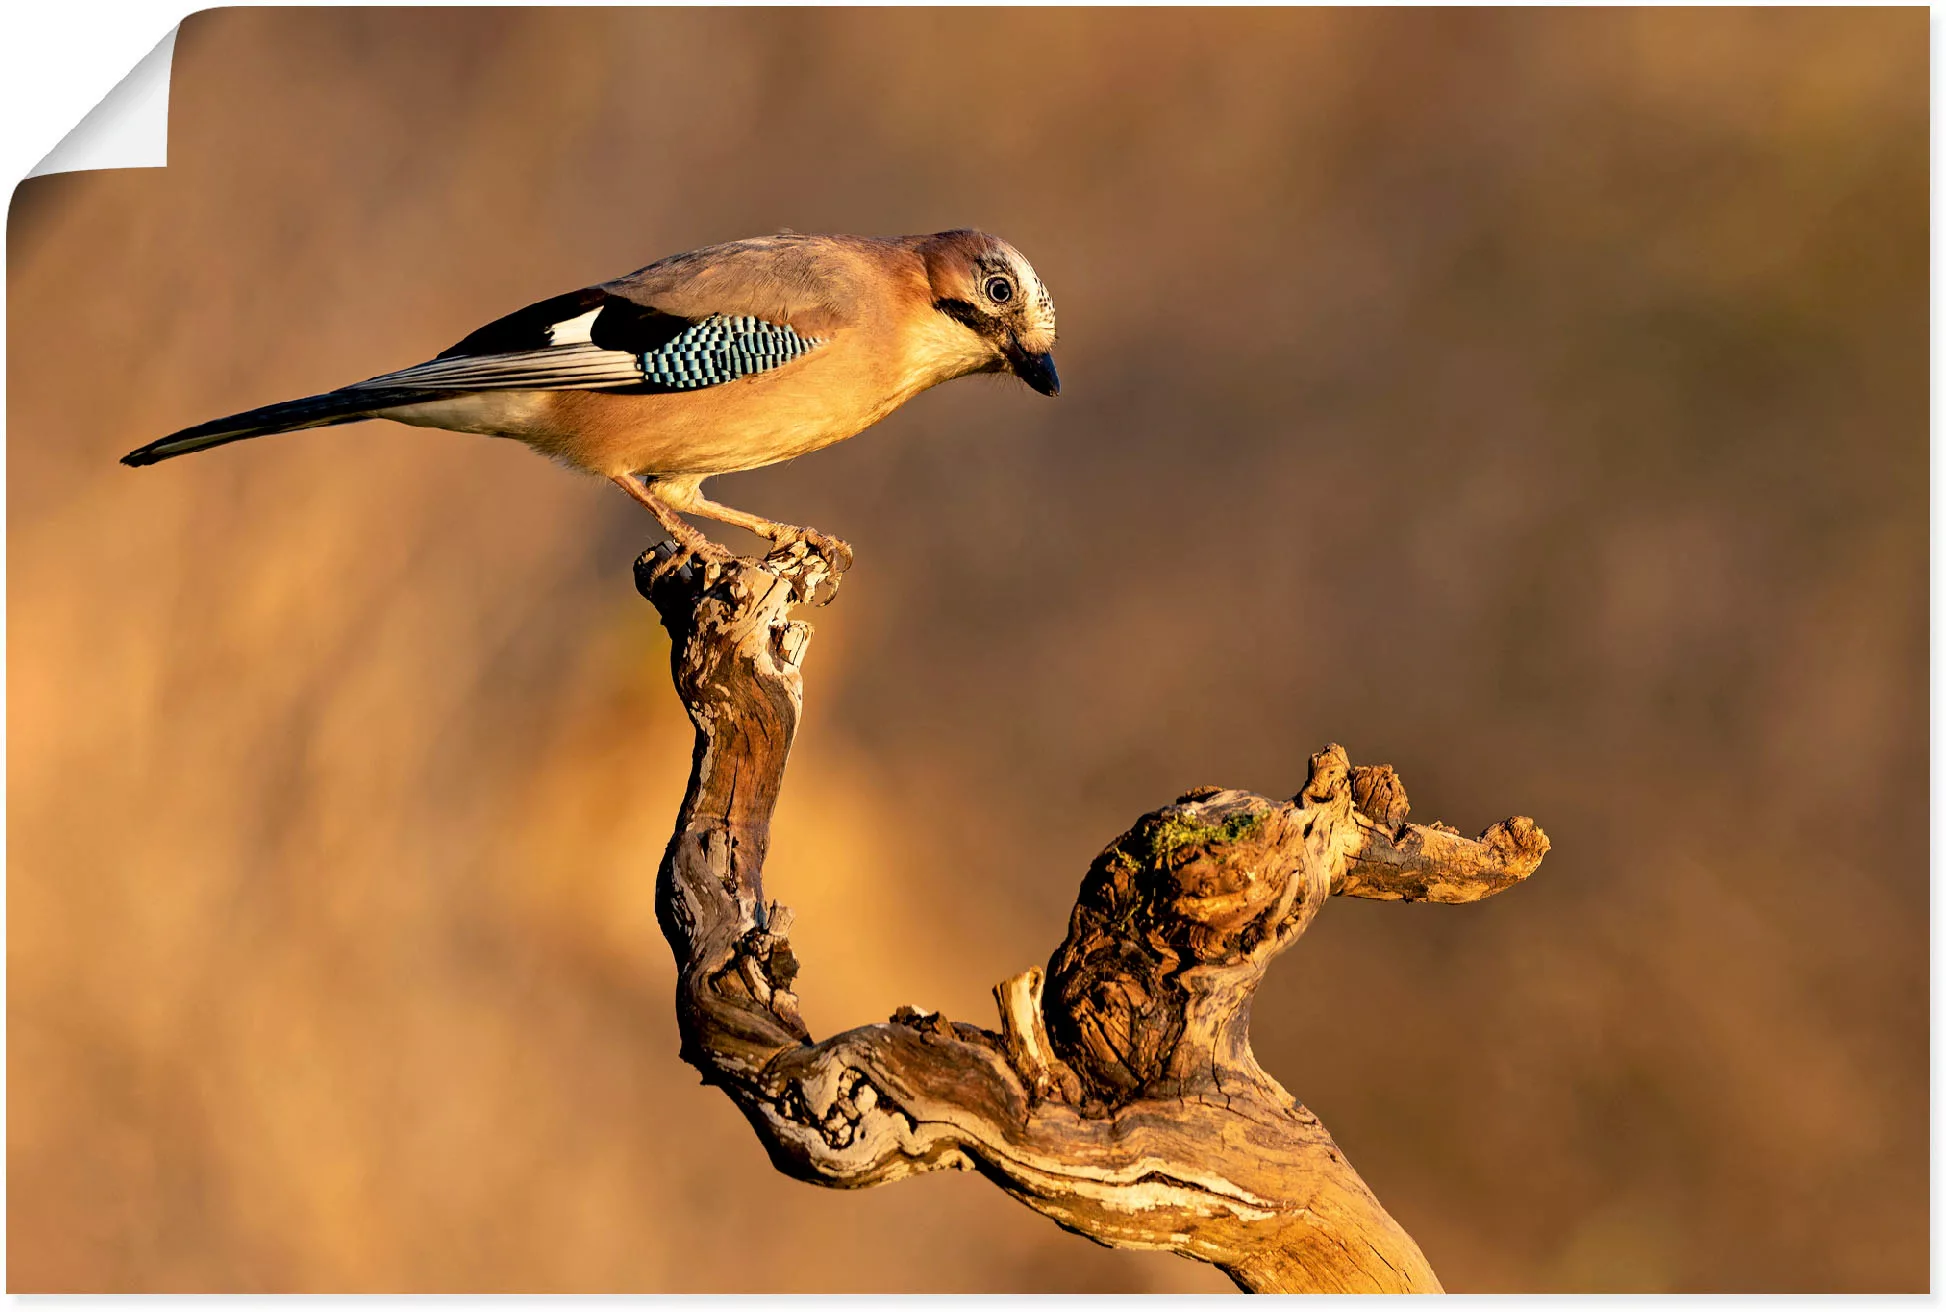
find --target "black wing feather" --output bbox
[440,287,698,358]
[590,298,695,354]
[438,287,607,357]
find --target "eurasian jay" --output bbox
[122,229,1059,567]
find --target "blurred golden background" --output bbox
[7,7,1926,1292]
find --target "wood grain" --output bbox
[634,544,1549,1292]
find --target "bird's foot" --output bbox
[762,528,851,607]
[646,530,737,588]
[636,533,847,611]
[765,526,853,576]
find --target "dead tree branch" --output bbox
[634,544,1550,1293]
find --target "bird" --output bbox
[121,229,1059,573]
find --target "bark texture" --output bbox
[635,543,1550,1293]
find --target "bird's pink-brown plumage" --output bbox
[122,229,1059,559]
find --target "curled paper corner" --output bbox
[28,27,179,179]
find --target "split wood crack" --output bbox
[635,541,1550,1293]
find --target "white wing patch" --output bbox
[545,307,603,346]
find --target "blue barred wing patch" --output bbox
[640,315,824,390]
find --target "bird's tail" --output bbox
[120,388,416,467]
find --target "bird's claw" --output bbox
[638,527,848,611]
[645,534,736,588]
[759,529,850,607]
[768,527,853,575]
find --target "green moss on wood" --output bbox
[1142,807,1266,866]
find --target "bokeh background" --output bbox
[7,7,1927,1293]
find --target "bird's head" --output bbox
[915,230,1060,396]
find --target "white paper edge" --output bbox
[25,24,178,178]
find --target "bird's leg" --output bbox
[610,476,735,582]
[657,483,854,574]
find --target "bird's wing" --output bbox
[361,309,825,395]
[354,248,848,398]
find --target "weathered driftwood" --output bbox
[635,542,1549,1293]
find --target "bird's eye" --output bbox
[984,275,1014,304]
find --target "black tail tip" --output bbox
[121,447,159,467]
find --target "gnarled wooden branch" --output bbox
[635,544,1549,1293]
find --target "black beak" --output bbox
[1007,344,1061,397]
